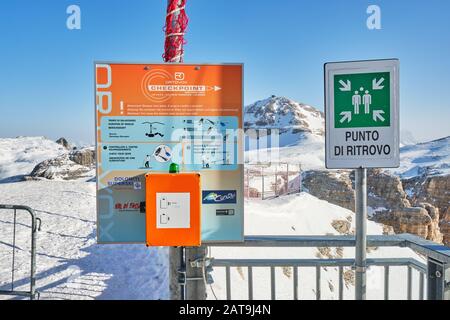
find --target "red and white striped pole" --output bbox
[163,0,188,63]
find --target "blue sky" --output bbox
[0,0,449,144]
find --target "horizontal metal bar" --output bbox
[0,290,33,298]
[399,233,450,264]
[367,258,426,274]
[212,258,426,271]
[208,235,405,248]
[213,258,355,267]
[0,205,36,220]
[209,234,447,262]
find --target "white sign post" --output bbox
[324,59,400,169]
[324,59,400,300]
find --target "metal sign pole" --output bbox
[355,167,367,300]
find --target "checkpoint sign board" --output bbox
[95,63,244,243]
[324,59,400,169]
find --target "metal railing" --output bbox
[0,205,41,300]
[208,234,450,300]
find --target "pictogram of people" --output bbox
[352,91,361,114]
[363,90,372,114]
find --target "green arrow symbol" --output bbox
[340,111,352,123]
[373,110,385,122]
[339,80,351,91]
[372,78,385,90]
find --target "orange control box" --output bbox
[145,173,201,247]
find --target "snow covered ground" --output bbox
[0,179,424,300]
[0,180,168,300]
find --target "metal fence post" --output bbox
[427,258,449,300]
[0,205,41,300]
[30,210,37,300]
[355,167,367,300]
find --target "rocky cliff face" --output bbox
[56,137,71,150]
[365,170,444,243]
[69,148,95,167]
[367,169,410,209]
[403,175,450,219]
[303,170,355,211]
[441,207,450,246]
[419,202,443,243]
[374,204,443,243]
[28,147,95,180]
[401,174,450,245]
[302,169,445,243]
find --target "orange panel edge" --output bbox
[145,173,201,247]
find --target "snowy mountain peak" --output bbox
[244,96,324,136]
[0,136,68,181]
[400,130,418,147]
[390,135,450,178]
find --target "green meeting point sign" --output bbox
[334,72,390,128]
[325,59,400,169]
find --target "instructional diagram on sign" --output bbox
[100,116,238,172]
[96,63,244,243]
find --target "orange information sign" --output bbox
[95,63,244,243]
